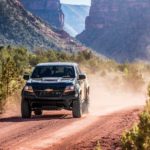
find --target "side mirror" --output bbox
[23,74,30,80]
[78,74,86,80]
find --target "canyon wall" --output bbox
[21,0,64,29]
[77,0,150,62]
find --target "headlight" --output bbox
[64,85,75,93]
[24,86,34,93]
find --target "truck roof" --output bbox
[37,62,78,67]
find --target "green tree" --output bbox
[0,47,23,112]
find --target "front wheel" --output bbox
[21,99,31,118]
[72,100,82,118]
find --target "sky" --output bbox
[60,0,91,6]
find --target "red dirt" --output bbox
[0,110,75,149]
[0,108,141,150]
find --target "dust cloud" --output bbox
[88,73,146,116]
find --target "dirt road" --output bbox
[0,74,146,150]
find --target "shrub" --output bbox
[94,141,102,150]
[0,46,28,113]
[121,85,150,150]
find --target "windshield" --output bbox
[31,65,75,78]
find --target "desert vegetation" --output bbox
[0,46,28,112]
[121,85,150,150]
[0,46,149,113]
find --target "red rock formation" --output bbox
[0,0,83,51]
[21,0,64,29]
[77,0,150,62]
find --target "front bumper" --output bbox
[22,92,78,110]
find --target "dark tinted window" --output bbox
[31,65,75,78]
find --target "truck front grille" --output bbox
[35,90,63,98]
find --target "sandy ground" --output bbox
[0,73,147,150]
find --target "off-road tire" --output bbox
[72,100,82,118]
[21,99,31,118]
[34,110,42,116]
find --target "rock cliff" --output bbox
[77,0,150,62]
[21,0,64,29]
[0,0,83,51]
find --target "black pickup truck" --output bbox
[21,62,90,118]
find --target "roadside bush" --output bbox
[121,85,150,150]
[94,141,102,150]
[0,46,28,113]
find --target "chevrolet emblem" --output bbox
[44,89,54,92]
